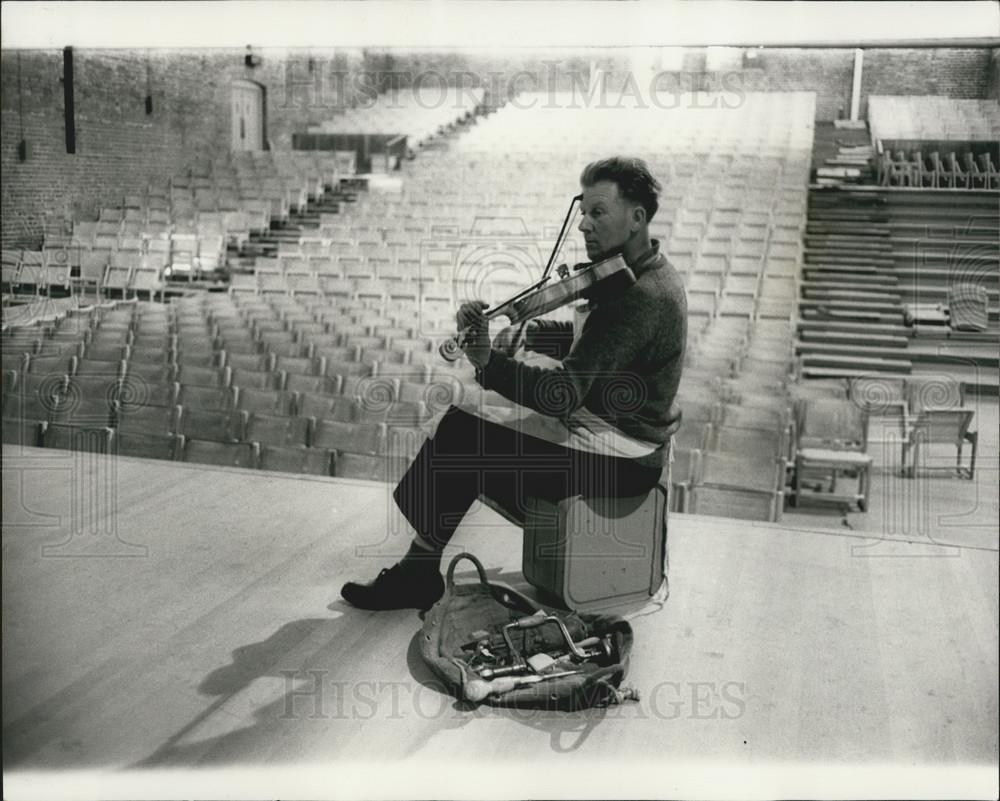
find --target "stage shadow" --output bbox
[132,606,415,767]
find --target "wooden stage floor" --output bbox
[2,445,997,798]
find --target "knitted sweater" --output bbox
[476,240,687,467]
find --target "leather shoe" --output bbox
[340,562,445,611]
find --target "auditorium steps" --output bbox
[796,184,999,395]
[234,181,363,265]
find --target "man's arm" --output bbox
[477,295,652,417]
[524,319,575,360]
[493,319,575,360]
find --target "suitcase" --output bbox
[522,485,668,613]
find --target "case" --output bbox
[522,486,668,612]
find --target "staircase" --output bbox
[811,121,877,186]
[227,181,362,271]
[796,184,1000,394]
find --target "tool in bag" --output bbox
[420,552,640,710]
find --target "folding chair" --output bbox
[901,409,977,479]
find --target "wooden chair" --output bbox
[793,398,872,512]
[977,153,999,189]
[901,409,977,479]
[945,152,969,189]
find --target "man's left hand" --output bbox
[456,300,492,369]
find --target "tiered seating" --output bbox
[310,86,485,147]
[668,317,797,522]
[869,97,1000,189]
[868,96,1000,142]
[2,248,71,296]
[8,91,821,525]
[21,151,356,300]
[0,295,504,481]
[797,185,999,392]
[876,149,998,189]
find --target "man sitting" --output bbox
[341,156,688,611]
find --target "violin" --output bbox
[439,192,636,363]
[438,254,636,362]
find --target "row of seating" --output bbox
[308,86,485,145]
[4,92,818,526]
[2,419,410,482]
[868,95,1000,142]
[876,150,999,189]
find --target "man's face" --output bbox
[578,180,636,261]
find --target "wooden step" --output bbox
[797,330,909,348]
[795,341,912,361]
[804,252,896,267]
[796,319,907,337]
[802,263,892,277]
[800,353,912,374]
[801,366,914,382]
[799,309,903,326]
[799,296,901,312]
[801,273,899,287]
[805,249,897,264]
[800,287,902,302]
[804,236,892,251]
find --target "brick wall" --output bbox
[1,47,366,249]
[859,48,992,117]
[986,48,1000,101]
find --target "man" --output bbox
[341,156,687,611]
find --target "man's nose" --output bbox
[578,216,591,233]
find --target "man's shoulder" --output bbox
[633,255,685,304]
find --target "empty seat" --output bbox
[259,445,332,476]
[296,392,345,420]
[796,398,867,451]
[2,416,43,446]
[706,424,788,461]
[225,352,274,372]
[116,404,178,435]
[229,368,281,391]
[123,362,177,385]
[50,391,117,427]
[73,357,125,378]
[848,377,907,418]
[174,365,231,388]
[175,385,234,412]
[694,451,785,494]
[112,429,183,461]
[901,409,977,479]
[244,412,311,447]
[176,408,243,443]
[235,388,297,415]
[42,422,112,454]
[311,419,385,455]
[184,439,258,468]
[905,376,965,416]
[333,452,400,482]
[285,373,337,395]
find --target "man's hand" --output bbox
[456,300,492,369]
[493,321,534,355]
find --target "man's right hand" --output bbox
[493,321,534,354]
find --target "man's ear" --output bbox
[630,203,647,230]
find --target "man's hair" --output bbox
[580,157,662,222]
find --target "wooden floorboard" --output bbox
[2,446,997,791]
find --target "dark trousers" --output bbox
[393,405,664,550]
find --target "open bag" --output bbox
[419,553,639,711]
